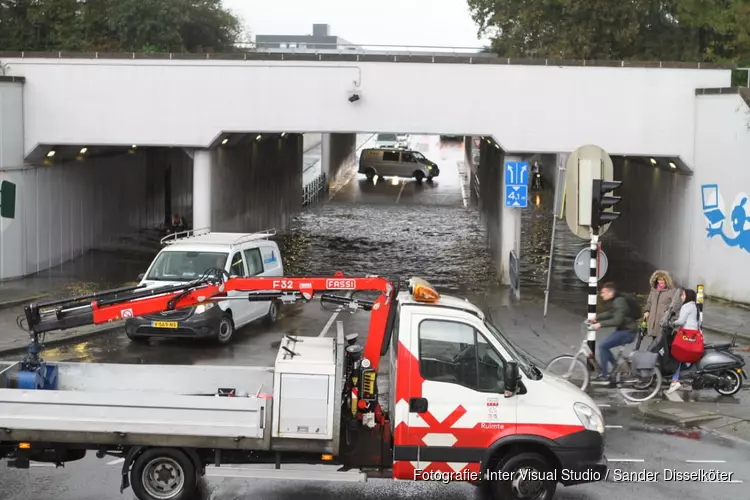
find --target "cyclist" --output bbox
[589,282,639,385]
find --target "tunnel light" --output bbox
[494,143,500,149]
[221,138,229,145]
[280,132,286,137]
[256,134,262,141]
[46,150,55,158]
[79,147,88,154]
[649,158,657,165]
[669,161,677,169]
[131,145,137,149]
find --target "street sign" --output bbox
[504,161,529,208]
[563,145,614,239]
[472,137,481,148]
[573,247,608,283]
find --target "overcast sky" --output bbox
[224,0,490,48]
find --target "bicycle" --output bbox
[545,321,663,402]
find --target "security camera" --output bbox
[348,93,360,103]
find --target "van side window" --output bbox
[229,252,245,277]
[402,152,417,163]
[418,319,504,392]
[382,151,400,162]
[243,248,264,276]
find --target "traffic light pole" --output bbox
[587,229,599,369]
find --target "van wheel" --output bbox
[365,168,376,181]
[427,176,434,182]
[131,448,197,500]
[263,300,280,327]
[215,314,235,344]
[486,451,557,500]
[414,171,425,183]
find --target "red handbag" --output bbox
[671,328,704,363]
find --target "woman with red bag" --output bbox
[667,288,702,394]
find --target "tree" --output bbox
[467,0,750,63]
[0,0,242,52]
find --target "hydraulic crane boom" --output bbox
[20,271,396,372]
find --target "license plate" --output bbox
[151,321,178,328]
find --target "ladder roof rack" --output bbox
[161,228,277,247]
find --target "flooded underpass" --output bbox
[2,136,749,500]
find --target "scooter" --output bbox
[647,298,746,396]
[531,172,543,191]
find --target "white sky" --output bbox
[224,0,490,48]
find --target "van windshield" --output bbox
[145,251,229,282]
[377,134,397,141]
[412,152,427,162]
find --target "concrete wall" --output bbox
[0,149,192,280]
[611,91,750,302]
[210,134,303,232]
[3,58,730,164]
[303,133,322,153]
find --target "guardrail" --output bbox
[302,172,328,208]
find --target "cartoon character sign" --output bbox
[701,184,750,252]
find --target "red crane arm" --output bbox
[25,274,396,371]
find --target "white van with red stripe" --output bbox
[387,289,607,498]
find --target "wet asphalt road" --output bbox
[1,136,748,499]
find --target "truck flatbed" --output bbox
[0,332,344,454]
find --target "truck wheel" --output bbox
[131,448,197,500]
[262,300,280,327]
[215,314,235,344]
[365,168,376,181]
[487,451,557,500]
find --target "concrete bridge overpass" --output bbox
[0,52,748,302]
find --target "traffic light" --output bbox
[591,179,621,230]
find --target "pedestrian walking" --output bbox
[643,270,680,343]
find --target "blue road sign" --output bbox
[504,161,529,208]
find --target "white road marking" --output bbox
[107,458,125,465]
[457,161,468,208]
[395,182,407,204]
[319,291,354,337]
[607,458,645,463]
[30,463,56,467]
[596,403,611,407]
[605,425,623,429]
[686,460,726,463]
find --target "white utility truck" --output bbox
[0,274,608,500]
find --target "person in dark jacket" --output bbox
[589,282,639,383]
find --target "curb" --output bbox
[637,401,723,427]
[701,323,750,343]
[0,293,49,310]
[0,322,124,358]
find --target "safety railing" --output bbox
[239,41,491,57]
[160,227,211,245]
[302,172,329,208]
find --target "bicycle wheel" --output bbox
[546,355,590,391]
[615,366,663,402]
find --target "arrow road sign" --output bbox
[504,161,530,208]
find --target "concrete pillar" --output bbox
[192,149,213,230]
[500,154,523,290]
[321,133,332,179]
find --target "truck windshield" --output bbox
[483,319,541,380]
[145,251,229,282]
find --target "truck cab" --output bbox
[385,285,607,496]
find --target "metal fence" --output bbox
[302,172,328,207]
